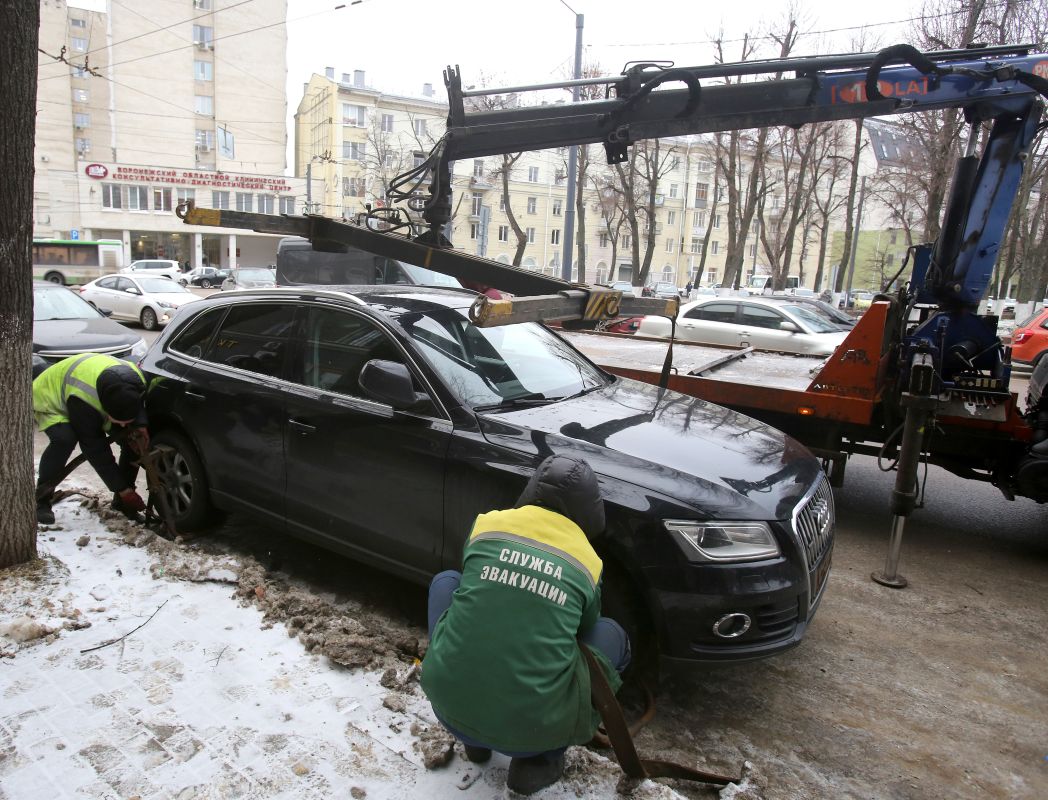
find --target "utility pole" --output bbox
[561,10,584,282]
[844,175,867,303]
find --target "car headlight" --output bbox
[130,339,148,359]
[157,301,176,309]
[664,520,780,562]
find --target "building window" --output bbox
[342,177,364,197]
[71,37,87,52]
[414,118,427,136]
[257,195,274,214]
[177,188,196,205]
[696,159,712,172]
[342,104,366,126]
[279,196,295,214]
[383,152,393,168]
[195,95,213,116]
[194,60,213,81]
[471,195,483,216]
[73,66,88,79]
[551,229,560,245]
[75,137,90,155]
[552,199,562,216]
[690,238,703,254]
[526,227,535,244]
[343,141,365,161]
[694,182,708,206]
[196,129,214,151]
[193,0,212,8]
[667,210,676,225]
[694,210,706,227]
[235,192,253,212]
[473,159,485,178]
[886,253,895,266]
[670,156,680,170]
[499,196,506,211]
[599,234,608,248]
[212,190,230,210]
[527,197,537,214]
[711,241,719,254]
[623,235,631,248]
[413,152,426,168]
[665,238,674,253]
[381,113,394,133]
[498,225,509,242]
[713,214,721,228]
[470,223,479,240]
[528,166,539,182]
[669,183,678,199]
[73,112,90,129]
[890,230,898,245]
[127,186,148,211]
[102,183,122,209]
[554,169,565,185]
[73,88,89,103]
[749,244,757,257]
[71,18,86,28]
[153,187,172,212]
[192,25,213,47]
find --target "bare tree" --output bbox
[0,0,39,568]
[591,177,626,281]
[490,153,528,266]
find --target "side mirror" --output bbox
[359,359,428,410]
[779,320,801,333]
[125,287,141,295]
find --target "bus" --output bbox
[748,273,800,292]
[32,239,124,285]
[276,236,462,289]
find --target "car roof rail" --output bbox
[209,286,369,307]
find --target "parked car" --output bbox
[122,259,184,282]
[608,280,638,297]
[987,296,1018,317]
[786,297,857,330]
[637,296,849,356]
[1011,307,1048,367]
[79,274,202,331]
[180,266,231,289]
[141,285,835,666]
[31,281,147,377]
[221,267,277,291]
[645,282,681,300]
[598,316,643,334]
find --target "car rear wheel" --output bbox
[140,307,159,331]
[152,431,218,532]
[44,272,64,285]
[178,278,188,287]
[200,279,212,289]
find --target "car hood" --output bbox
[33,317,142,353]
[477,378,820,521]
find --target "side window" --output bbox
[115,277,135,292]
[97,277,118,289]
[203,303,295,378]
[686,302,737,323]
[169,308,225,359]
[295,307,403,398]
[740,304,786,329]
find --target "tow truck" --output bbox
[176,42,1048,586]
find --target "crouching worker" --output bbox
[33,354,149,525]
[421,454,630,795]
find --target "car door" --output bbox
[88,276,126,318]
[677,301,739,346]
[282,303,452,581]
[737,303,798,352]
[172,302,294,519]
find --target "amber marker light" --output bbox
[797,407,815,416]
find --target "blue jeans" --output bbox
[426,569,631,757]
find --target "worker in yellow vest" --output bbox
[33,354,149,525]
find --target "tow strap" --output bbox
[581,644,739,786]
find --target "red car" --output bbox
[1011,307,1048,366]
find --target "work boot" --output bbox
[463,744,491,764]
[506,751,565,795]
[36,504,55,525]
[111,492,143,522]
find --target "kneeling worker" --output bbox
[421,454,630,795]
[33,354,149,524]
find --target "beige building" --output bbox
[34,0,305,270]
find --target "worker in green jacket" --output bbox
[421,454,630,795]
[33,354,150,525]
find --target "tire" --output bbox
[151,430,217,532]
[140,307,159,331]
[44,272,64,285]
[178,279,188,287]
[600,560,654,681]
[200,279,212,289]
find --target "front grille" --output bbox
[792,476,835,607]
[40,344,134,362]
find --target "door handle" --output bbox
[184,385,205,400]
[288,418,316,434]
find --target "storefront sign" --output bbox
[84,163,108,179]
[110,166,291,192]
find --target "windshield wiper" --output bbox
[473,393,556,412]
[544,384,603,402]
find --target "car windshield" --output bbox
[139,277,190,294]
[781,305,843,334]
[33,286,99,321]
[237,268,275,281]
[396,307,607,409]
[655,283,675,291]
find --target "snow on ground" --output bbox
[0,487,724,800]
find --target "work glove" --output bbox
[128,426,150,457]
[117,488,147,513]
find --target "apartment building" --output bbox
[34,0,305,269]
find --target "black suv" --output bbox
[141,286,834,667]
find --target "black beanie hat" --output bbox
[97,368,144,421]
[515,454,606,538]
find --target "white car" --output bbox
[122,259,184,282]
[79,274,202,331]
[637,295,849,356]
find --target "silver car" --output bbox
[79,274,202,331]
[637,295,849,356]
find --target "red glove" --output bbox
[118,488,147,512]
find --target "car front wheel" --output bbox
[200,279,212,289]
[140,307,159,331]
[152,430,218,532]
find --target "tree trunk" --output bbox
[575,144,589,282]
[834,120,864,292]
[0,0,40,569]
[497,154,528,266]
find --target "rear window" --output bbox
[1015,310,1047,329]
[685,302,737,323]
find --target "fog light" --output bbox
[712,612,751,639]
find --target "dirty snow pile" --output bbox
[0,490,749,799]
